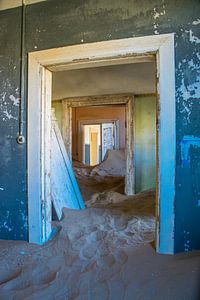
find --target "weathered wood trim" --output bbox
[48,55,154,72]
[53,93,156,103]
[28,57,52,244]
[41,68,52,242]
[61,101,72,160]
[62,94,132,107]
[114,120,120,150]
[135,93,157,98]
[28,55,42,244]
[32,35,170,68]
[155,35,176,254]
[125,97,135,195]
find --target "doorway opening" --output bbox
[82,120,118,166]
[28,34,175,254]
[83,123,101,166]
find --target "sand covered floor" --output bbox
[73,150,126,201]
[0,152,199,299]
[0,189,199,300]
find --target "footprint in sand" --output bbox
[81,242,100,259]
[32,265,58,286]
[0,268,22,286]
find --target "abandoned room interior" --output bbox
[0,0,200,299]
[51,61,157,200]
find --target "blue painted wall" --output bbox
[0,0,199,252]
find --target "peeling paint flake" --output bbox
[3,109,17,121]
[152,5,166,35]
[185,29,200,44]
[176,54,200,123]
[9,95,19,106]
[153,6,165,20]
[192,19,200,25]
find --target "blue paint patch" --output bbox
[180,135,200,167]
[197,200,200,207]
[183,230,191,252]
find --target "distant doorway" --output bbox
[82,121,119,166]
[83,124,101,165]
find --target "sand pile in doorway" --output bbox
[91,149,126,177]
[73,150,126,201]
[72,160,93,177]
[0,189,199,299]
[73,149,126,177]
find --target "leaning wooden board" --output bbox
[51,113,85,220]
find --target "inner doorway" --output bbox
[85,124,100,165]
[82,121,117,166]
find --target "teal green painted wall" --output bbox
[135,96,156,193]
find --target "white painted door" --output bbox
[51,114,85,220]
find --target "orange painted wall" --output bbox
[72,106,126,160]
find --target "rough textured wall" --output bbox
[0,0,199,251]
[0,8,27,240]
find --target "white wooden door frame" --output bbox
[28,34,176,254]
[61,94,131,160]
[61,94,131,193]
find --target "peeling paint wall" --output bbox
[0,8,27,240]
[0,0,199,252]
